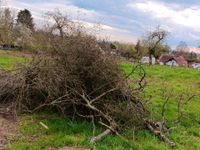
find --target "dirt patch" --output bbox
[0,115,18,150]
[195,136,200,143]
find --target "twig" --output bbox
[144,119,176,147]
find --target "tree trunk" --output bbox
[149,54,152,65]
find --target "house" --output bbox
[191,62,200,69]
[159,54,188,67]
[140,56,156,65]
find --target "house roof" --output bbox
[159,54,174,63]
[159,54,188,66]
[175,56,188,66]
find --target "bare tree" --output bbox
[144,27,168,65]
[176,41,189,52]
[46,10,72,38]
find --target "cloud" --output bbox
[188,33,200,41]
[6,0,101,22]
[74,20,137,43]
[189,47,200,54]
[4,0,136,43]
[128,0,200,31]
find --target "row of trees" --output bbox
[113,28,199,64]
[0,7,198,64]
[112,27,170,64]
[0,7,92,51]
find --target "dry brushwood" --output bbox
[0,33,181,147]
[0,11,191,147]
[0,33,148,145]
[144,86,200,147]
[143,86,176,147]
[144,119,176,147]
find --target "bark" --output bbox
[90,129,112,143]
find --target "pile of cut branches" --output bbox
[0,34,148,142]
[0,33,177,147]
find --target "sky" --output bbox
[3,0,200,53]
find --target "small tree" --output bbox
[144,27,168,65]
[135,40,142,60]
[16,9,34,31]
[154,44,170,59]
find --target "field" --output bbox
[0,51,200,150]
[0,50,29,69]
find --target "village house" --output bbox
[191,62,200,69]
[159,54,188,67]
[140,56,156,65]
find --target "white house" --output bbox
[159,54,188,67]
[191,63,200,69]
[140,56,156,65]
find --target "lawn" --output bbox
[0,50,28,69]
[3,56,200,150]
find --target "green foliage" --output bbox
[154,44,170,59]
[114,42,136,59]
[16,9,34,30]
[134,40,142,59]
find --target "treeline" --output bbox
[113,41,170,60]
[0,8,84,51]
[0,7,198,64]
[111,36,199,63]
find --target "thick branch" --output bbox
[90,129,112,143]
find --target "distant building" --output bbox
[159,54,188,67]
[140,56,156,65]
[191,62,200,69]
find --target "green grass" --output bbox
[121,63,200,149]
[0,55,27,69]
[7,114,94,150]
[6,113,133,150]
[0,50,28,69]
[4,56,200,150]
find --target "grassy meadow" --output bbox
[1,52,200,150]
[0,50,28,69]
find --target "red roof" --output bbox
[159,54,174,62]
[159,54,188,67]
[175,56,188,67]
